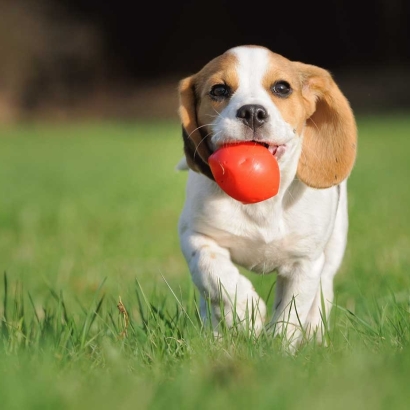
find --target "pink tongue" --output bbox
[275,146,286,159]
[268,146,277,155]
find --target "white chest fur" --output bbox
[179,171,340,275]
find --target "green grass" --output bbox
[0,115,410,409]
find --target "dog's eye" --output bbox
[210,84,230,99]
[271,81,292,98]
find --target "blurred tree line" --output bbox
[0,0,409,123]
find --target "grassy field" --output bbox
[0,114,410,409]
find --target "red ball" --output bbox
[208,142,280,204]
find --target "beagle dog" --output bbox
[177,45,357,345]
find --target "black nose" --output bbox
[236,104,268,129]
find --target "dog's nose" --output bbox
[236,104,268,129]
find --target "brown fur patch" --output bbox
[195,52,239,129]
[293,62,357,188]
[261,49,357,188]
[262,52,308,135]
[178,51,239,178]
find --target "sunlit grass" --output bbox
[0,114,409,409]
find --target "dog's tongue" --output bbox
[268,146,277,155]
[265,144,286,159]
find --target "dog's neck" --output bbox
[239,138,304,222]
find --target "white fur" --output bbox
[178,46,349,348]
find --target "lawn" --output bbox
[0,114,410,409]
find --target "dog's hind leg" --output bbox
[271,254,325,350]
[304,184,349,342]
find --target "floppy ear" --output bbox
[294,63,357,188]
[178,76,214,180]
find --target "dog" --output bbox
[176,45,357,346]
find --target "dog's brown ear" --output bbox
[178,76,214,180]
[294,63,357,188]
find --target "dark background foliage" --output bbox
[63,0,410,78]
[0,0,409,121]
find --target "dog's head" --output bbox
[178,45,357,188]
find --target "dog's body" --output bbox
[177,45,356,345]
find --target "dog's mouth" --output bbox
[210,138,286,160]
[245,140,287,160]
[255,141,278,155]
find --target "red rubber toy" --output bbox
[209,142,280,204]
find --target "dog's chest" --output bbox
[197,199,331,274]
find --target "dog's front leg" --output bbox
[271,254,325,348]
[180,230,266,336]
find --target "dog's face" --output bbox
[179,45,357,189]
